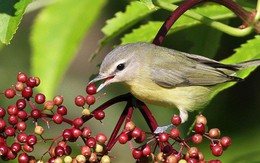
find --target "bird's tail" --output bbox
[236,59,260,70]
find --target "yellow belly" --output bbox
[125,79,212,111]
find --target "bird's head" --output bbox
[89,43,146,92]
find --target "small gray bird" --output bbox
[90,42,260,123]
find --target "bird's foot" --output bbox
[154,124,175,134]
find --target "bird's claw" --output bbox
[154,124,175,134]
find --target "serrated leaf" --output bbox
[31,0,106,99]
[89,1,156,60]
[0,0,32,44]
[121,4,235,45]
[102,1,156,37]
[211,35,260,97]
[140,0,156,10]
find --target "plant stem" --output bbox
[136,100,158,132]
[81,93,132,122]
[152,0,253,45]
[106,103,133,151]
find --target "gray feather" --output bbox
[149,44,244,87]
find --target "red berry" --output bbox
[0,107,6,118]
[55,146,64,157]
[94,110,105,120]
[209,128,221,139]
[96,133,107,144]
[44,100,54,110]
[0,119,7,130]
[159,133,169,142]
[86,84,97,95]
[75,95,85,107]
[73,118,83,128]
[64,146,72,156]
[16,99,27,110]
[63,129,73,141]
[132,148,142,159]
[198,152,204,161]
[7,149,17,160]
[86,95,96,105]
[125,121,135,131]
[188,147,199,158]
[86,137,96,148]
[135,131,146,144]
[17,72,27,83]
[211,144,223,157]
[196,115,207,125]
[34,77,41,86]
[142,145,151,156]
[17,110,27,120]
[0,136,6,144]
[192,134,203,144]
[17,133,27,143]
[22,87,33,99]
[162,145,173,155]
[171,115,182,126]
[57,105,67,115]
[81,127,91,138]
[18,153,29,163]
[53,95,63,106]
[10,142,21,153]
[34,93,46,104]
[26,134,37,146]
[7,105,18,115]
[131,127,142,138]
[118,133,129,144]
[194,123,205,134]
[30,109,41,119]
[26,77,37,88]
[15,82,24,91]
[8,115,18,125]
[166,155,179,163]
[71,128,82,138]
[220,136,231,148]
[81,146,91,156]
[52,114,63,124]
[4,88,16,99]
[170,128,180,139]
[23,143,34,153]
[17,121,27,132]
[187,158,197,163]
[5,127,15,136]
[0,144,8,156]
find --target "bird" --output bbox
[89,42,260,123]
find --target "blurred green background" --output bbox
[0,0,260,162]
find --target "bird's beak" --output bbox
[88,74,115,92]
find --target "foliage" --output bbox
[0,0,260,162]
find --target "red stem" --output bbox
[81,93,132,122]
[136,100,158,132]
[153,0,254,45]
[106,103,133,151]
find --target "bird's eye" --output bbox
[116,63,125,71]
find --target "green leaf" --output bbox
[211,35,260,97]
[31,0,106,99]
[121,4,235,45]
[89,1,157,60]
[0,0,32,44]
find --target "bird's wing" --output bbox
[151,50,242,87]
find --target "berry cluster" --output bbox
[0,73,110,162]
[116,114,231,163]
[0,72,231,163]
